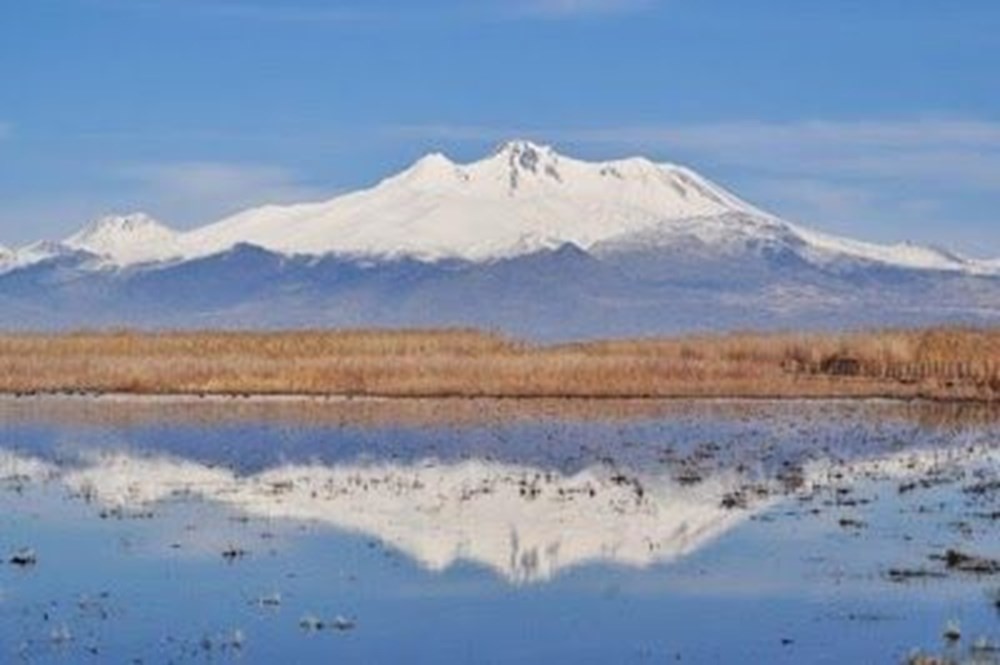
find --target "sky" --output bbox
[1,0,998,256]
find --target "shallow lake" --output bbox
[1,397,998,664]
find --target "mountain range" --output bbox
[2,140,998,337]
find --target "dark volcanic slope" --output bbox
[1,242,997,338]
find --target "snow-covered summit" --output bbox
[64,213,180,266]
[172,140,996,274]
[176,139,773,262]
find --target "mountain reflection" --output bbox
[2,441,994,585]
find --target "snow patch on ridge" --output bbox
[4,240,91,271]
[792,227,994,275]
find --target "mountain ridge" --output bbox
[2,140,997,276]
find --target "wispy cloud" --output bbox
[384,118,1000,256]
[0,122,11,140]
[116,161,330,224]
[387,118,1000,189]
[571,119,1000,150]
[558,120,1000,186]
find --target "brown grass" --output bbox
[0,327,997,401]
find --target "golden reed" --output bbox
[0,328,996,401]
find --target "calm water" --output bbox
[0,397,998,664]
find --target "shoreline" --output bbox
[0,389,995,405]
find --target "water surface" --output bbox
[1,397,998,663]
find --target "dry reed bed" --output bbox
[0,328,997,401]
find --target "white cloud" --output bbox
[0,122,11,140]
[558,120,1000,187]
[748,178,878,220]
[116,161,331,225]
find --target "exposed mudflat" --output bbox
[0,398,997,663]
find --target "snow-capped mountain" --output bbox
[0,140,997,335]
[151,140,997,274]
[64,213,181,266]
[176,140,763,263]
[4,140,999,274]
[0,213,178,273]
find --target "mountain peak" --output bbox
[398,152,458,182]
[494,138,555,157]
[487,139,564,191]
[64,212,180,265]
[71,212,170,238]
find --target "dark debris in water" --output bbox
[935,549,1000,575]
[9,547,37,567]
[221,546,248,563]
[886,568,948,583]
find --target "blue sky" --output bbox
[1,0,998,256]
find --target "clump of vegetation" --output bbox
[0,327,996,400]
